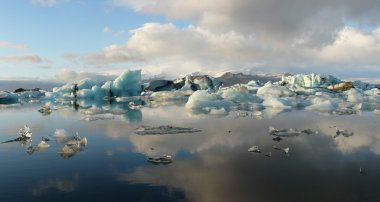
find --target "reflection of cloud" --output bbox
[32,174,80,196]
[316,116,380,154]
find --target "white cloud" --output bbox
[59,1,380,78]
[31,0,57,7]
[103,26,112,33]
[0,40,29,50]
[0,55,42,63]
[102,26,125,37]
[55,68,118,82]
[318,27,380,66]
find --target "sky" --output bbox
[1,0,380,82]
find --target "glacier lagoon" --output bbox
[1,100,380,202]
[1,71,380,202]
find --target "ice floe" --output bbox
[135,125,201,135]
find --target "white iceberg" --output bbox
[281,73,341,88]
[185,90,234,110]
[0,91,19,104]
[220,87,263,103]
[257,82,296,97]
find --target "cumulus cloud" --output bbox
[55,68,118,82]
[0,40,29,50]
[103,26,112,33]
[103,26,126,37]
[63,0,380,78]
[0,55,42,63]
[31,0,57,7]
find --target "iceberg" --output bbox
[135,125,201,135]
[257,82,296,97]
[262,96,296,109]
[220,87,263,103]
[0,91,19,104]
[111,70,142,97]
[185,90,234,110]
[281,73,341,88]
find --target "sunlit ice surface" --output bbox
[1,101,380,202]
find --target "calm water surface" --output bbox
[1,101,380,202]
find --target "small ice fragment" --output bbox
[333,126,354,138]
[37,140,50,148]
[265,152,272,157]
[19,125,32,139]
[147,155,173,165]
[283,147,290,155]
[38,105,52,115]
[272,136,283,142]
[135,125,201,135]
[248,146,261,153]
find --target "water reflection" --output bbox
[1,101,380,202]
[32,174,80,197]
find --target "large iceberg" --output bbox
[0,91,19,104]
[185,90,233,110]
[281,73,341,88]
[257,82,296,97]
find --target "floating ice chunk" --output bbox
[333,126,354,138]
[53,83,74,94]
[363,88,380,96]
[352,80,374,91]
[262,96,295,109]
[257,82,296,97]
[265,152,272,157]
[147,154,173,165]
[345,88,364,103]
[185,90,234,110]
[305,98,340,112]
[77,79,100,90]
[135,125,201,135]
[374,109,380,115]
[111,70,142,97]
[150,90,193,101]
[269,126,318,137]
[247,80,261,87]
[26,139,50,155]
[281,73,341,88]
[19,125,32,139]
[248,146,261,153]
[283,147,290,155]
[38,105,52,115]
[58,132,88,158]
[220,88,263,103]
[0,91,19,104]
[37,140,50,148]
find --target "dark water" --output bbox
[1,102,380,202]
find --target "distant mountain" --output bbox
[0,80,63,91]
[214,72,287,86]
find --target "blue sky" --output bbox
[1,0,380,82]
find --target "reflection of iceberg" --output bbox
[135,125,201,135]
[332,126,354,138]
[38,105,52,115]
